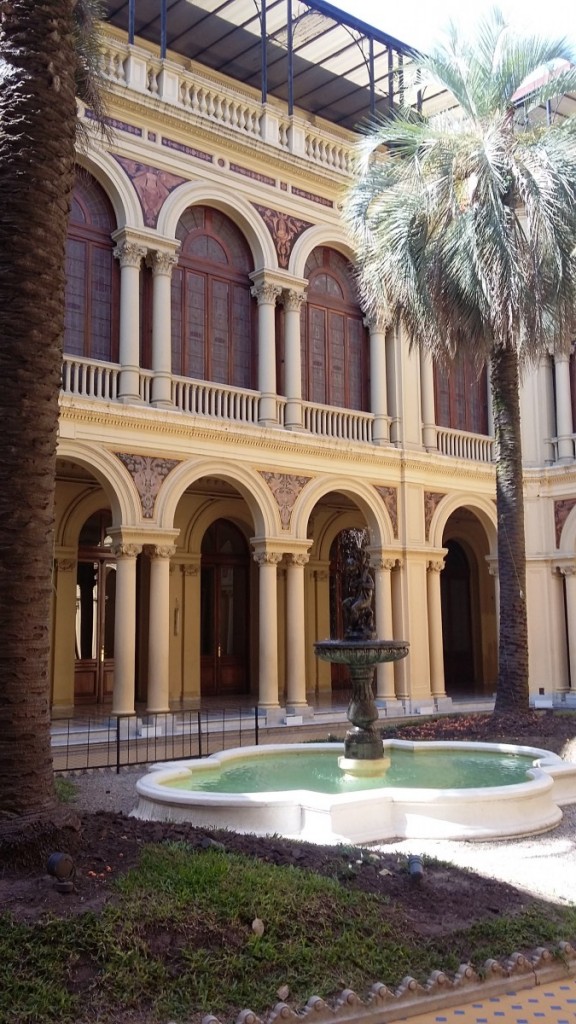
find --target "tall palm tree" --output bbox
[0,0,103,861]
[344,11,576,713]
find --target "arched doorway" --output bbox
[74,510,116,705]
[440,540,475,695]
[200,519,250,697]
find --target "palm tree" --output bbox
[0,0,103,862]
[344,11,576,713]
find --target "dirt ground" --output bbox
[2,710,576,938]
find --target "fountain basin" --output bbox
[131,740,576,843]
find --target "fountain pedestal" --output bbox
[314,637,409,771]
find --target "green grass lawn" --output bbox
[1,840,576,1024]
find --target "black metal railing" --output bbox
[51,707,260,774]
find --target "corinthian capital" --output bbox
[250,282,282,306]
[253,550,283,567]
[146,250,179,276]
[114,241,146,269]
[282,288,307,313]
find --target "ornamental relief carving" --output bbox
[115,453,180,519]
[424,491,446,541]
[114,156,187,228]
[259,471,311,529]
[252,204,312,269]
[554,498,576,548]
[374,486,398,538]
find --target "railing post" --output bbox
[197,709,202,758]
[255,705,259,746]
[116,716,121,774]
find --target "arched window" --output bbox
[64,172,119,362]
[171,206,256,388]
[301,247,369,410]
[434,359,489,434]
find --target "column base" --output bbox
[375,698,405,717]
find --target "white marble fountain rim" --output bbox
[132,740,576,843]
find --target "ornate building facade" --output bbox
[50,0,576,717]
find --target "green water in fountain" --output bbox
[163,748,537,795]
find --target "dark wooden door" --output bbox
[440,541,475,694]
[74,558,115,704]
[200,521,249,697]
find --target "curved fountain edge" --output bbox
[131,740,576,843]
[200,944,576,1024]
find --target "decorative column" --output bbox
[181,562,201,703]
[420,351,437,450]
[146,544,176,713]
[252,547,282,708]
[113,235,146,403]
[111,542,142,716]
[147,249,179,408]
[427,560,446,699]
[52,555,77,714]
[282,288,306,430]
[391,560,408,700]
[365,313,390,445]
[250,275,282,426]
[370,556,398,703]
[487,560,500,640]
[559,565,576,692]
[285,552,310,710]
[554,354,574,462]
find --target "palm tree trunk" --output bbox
[490,344,529,713]
[0,0,80,862]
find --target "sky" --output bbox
[329,0,576,52]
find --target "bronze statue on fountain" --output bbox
[314,553,409,768]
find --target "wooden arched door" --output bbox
[200,519,250,697]
[74,510,116,705]
[440,540,475,694]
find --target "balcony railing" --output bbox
[62,356,495,463]
[172,376,261,423]
[303,401,375,442]
[99,30,355,177]
[436,425,495,462]
[62,356,120,401]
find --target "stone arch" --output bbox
[428,493,497,555]
[156,180,276,270]
[74,148,143,230]
[291,476,394,549]
[56,440,141,539]
[179,498,255,554]
[154,459,281,538]
[314,510,372,564]
[289,224,356,280]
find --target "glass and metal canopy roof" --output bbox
[103,0,449,131]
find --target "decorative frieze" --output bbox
[554,498,576,548]
[424,491,446,540]
[113,156,186,228]
[56,559,75,573]
[252,204,312,269]
[115,453,180,519]
[161,136,213,163]
[375,486,398,539]
[260,471,311,529]
[291,185,333,207]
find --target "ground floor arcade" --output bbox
[50,443,506,718]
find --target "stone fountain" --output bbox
[314,559,409,773]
